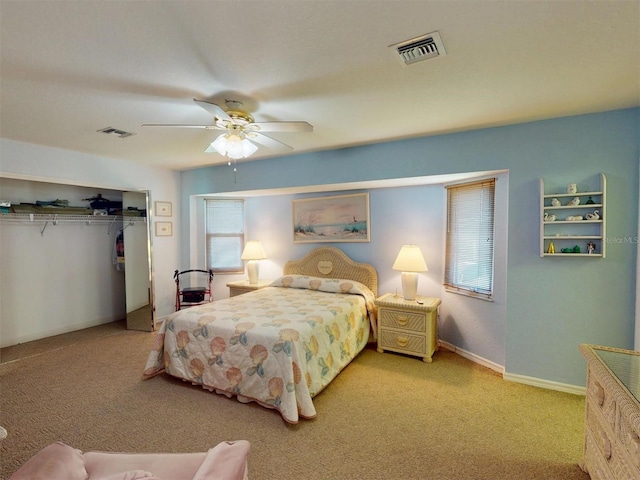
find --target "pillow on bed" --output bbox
[10,442,88,480]
[271,275,369,295]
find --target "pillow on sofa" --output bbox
[193,440,250,480]
[10,442,88,480]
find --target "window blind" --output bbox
[444,178,496,300]
[205,199,244,273]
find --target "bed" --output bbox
[143,247,378,424]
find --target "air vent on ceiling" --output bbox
[390,31,446,66]
[97,127,135,138]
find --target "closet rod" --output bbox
[0,214,147,236]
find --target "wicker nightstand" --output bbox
[226,279,272,297]
[375,293,441,362]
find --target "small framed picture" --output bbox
[155,221,172,237]
[155,201,172,217]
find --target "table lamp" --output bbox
[392,245,428,301]
[241,240,267,284]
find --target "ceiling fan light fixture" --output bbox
[206,132,258,159]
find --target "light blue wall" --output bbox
[243,186,446,294]
[181,108,639,387]
[502,110,638,384]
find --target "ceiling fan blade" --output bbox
[141,124,225,130]
[193,99,232,122]
[248,132,293,150]
[246,121,313,133]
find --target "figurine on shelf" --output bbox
[585,196,595,205]
[567,183,577,194]
[567,196,580,206]
[566,215,583,221]
[551,198,561,207]
[544,213,557,222]
[585,210,600,220]
[587,241,596,254]
[547,241,555,254]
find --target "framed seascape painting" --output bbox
[292,193,370,243]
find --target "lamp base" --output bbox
[247,260,260,285]
[401,271,418,301]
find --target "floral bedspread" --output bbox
[143,275,377,424]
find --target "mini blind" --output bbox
[444,178,495,300]
[205,199,244,273]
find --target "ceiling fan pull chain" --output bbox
[229,159,237,184]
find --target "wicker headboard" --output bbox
[283,247,378,296]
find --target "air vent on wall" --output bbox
[390,31,446,66]
[97,127,135,138]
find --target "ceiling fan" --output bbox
[142,99,313,160]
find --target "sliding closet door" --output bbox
[122,191,155,331]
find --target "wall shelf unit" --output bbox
[540,173,606,258]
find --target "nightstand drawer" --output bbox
[379,329,426,355]
[379,309,425,332]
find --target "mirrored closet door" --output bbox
[122,191,155,331]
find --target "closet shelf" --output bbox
[0,213,147,236]
[0,213,147,224]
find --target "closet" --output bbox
[0,178,155,348]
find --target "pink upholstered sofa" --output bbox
[9,440,250,480]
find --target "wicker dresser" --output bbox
[579,344,640,480]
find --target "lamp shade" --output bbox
[241,241,267,261]
[241,241,266,285]
[206,133,258,159]
[392,245,428,272]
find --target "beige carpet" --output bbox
[0,323,589,479]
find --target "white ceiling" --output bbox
[1,1,638,172]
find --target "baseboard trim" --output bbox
[1,316,121,349]
[439,340,505,374]
[503,372,586,396]
[439,340,585,396]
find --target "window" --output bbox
[205,199,244,273]
[444,178,496,300]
